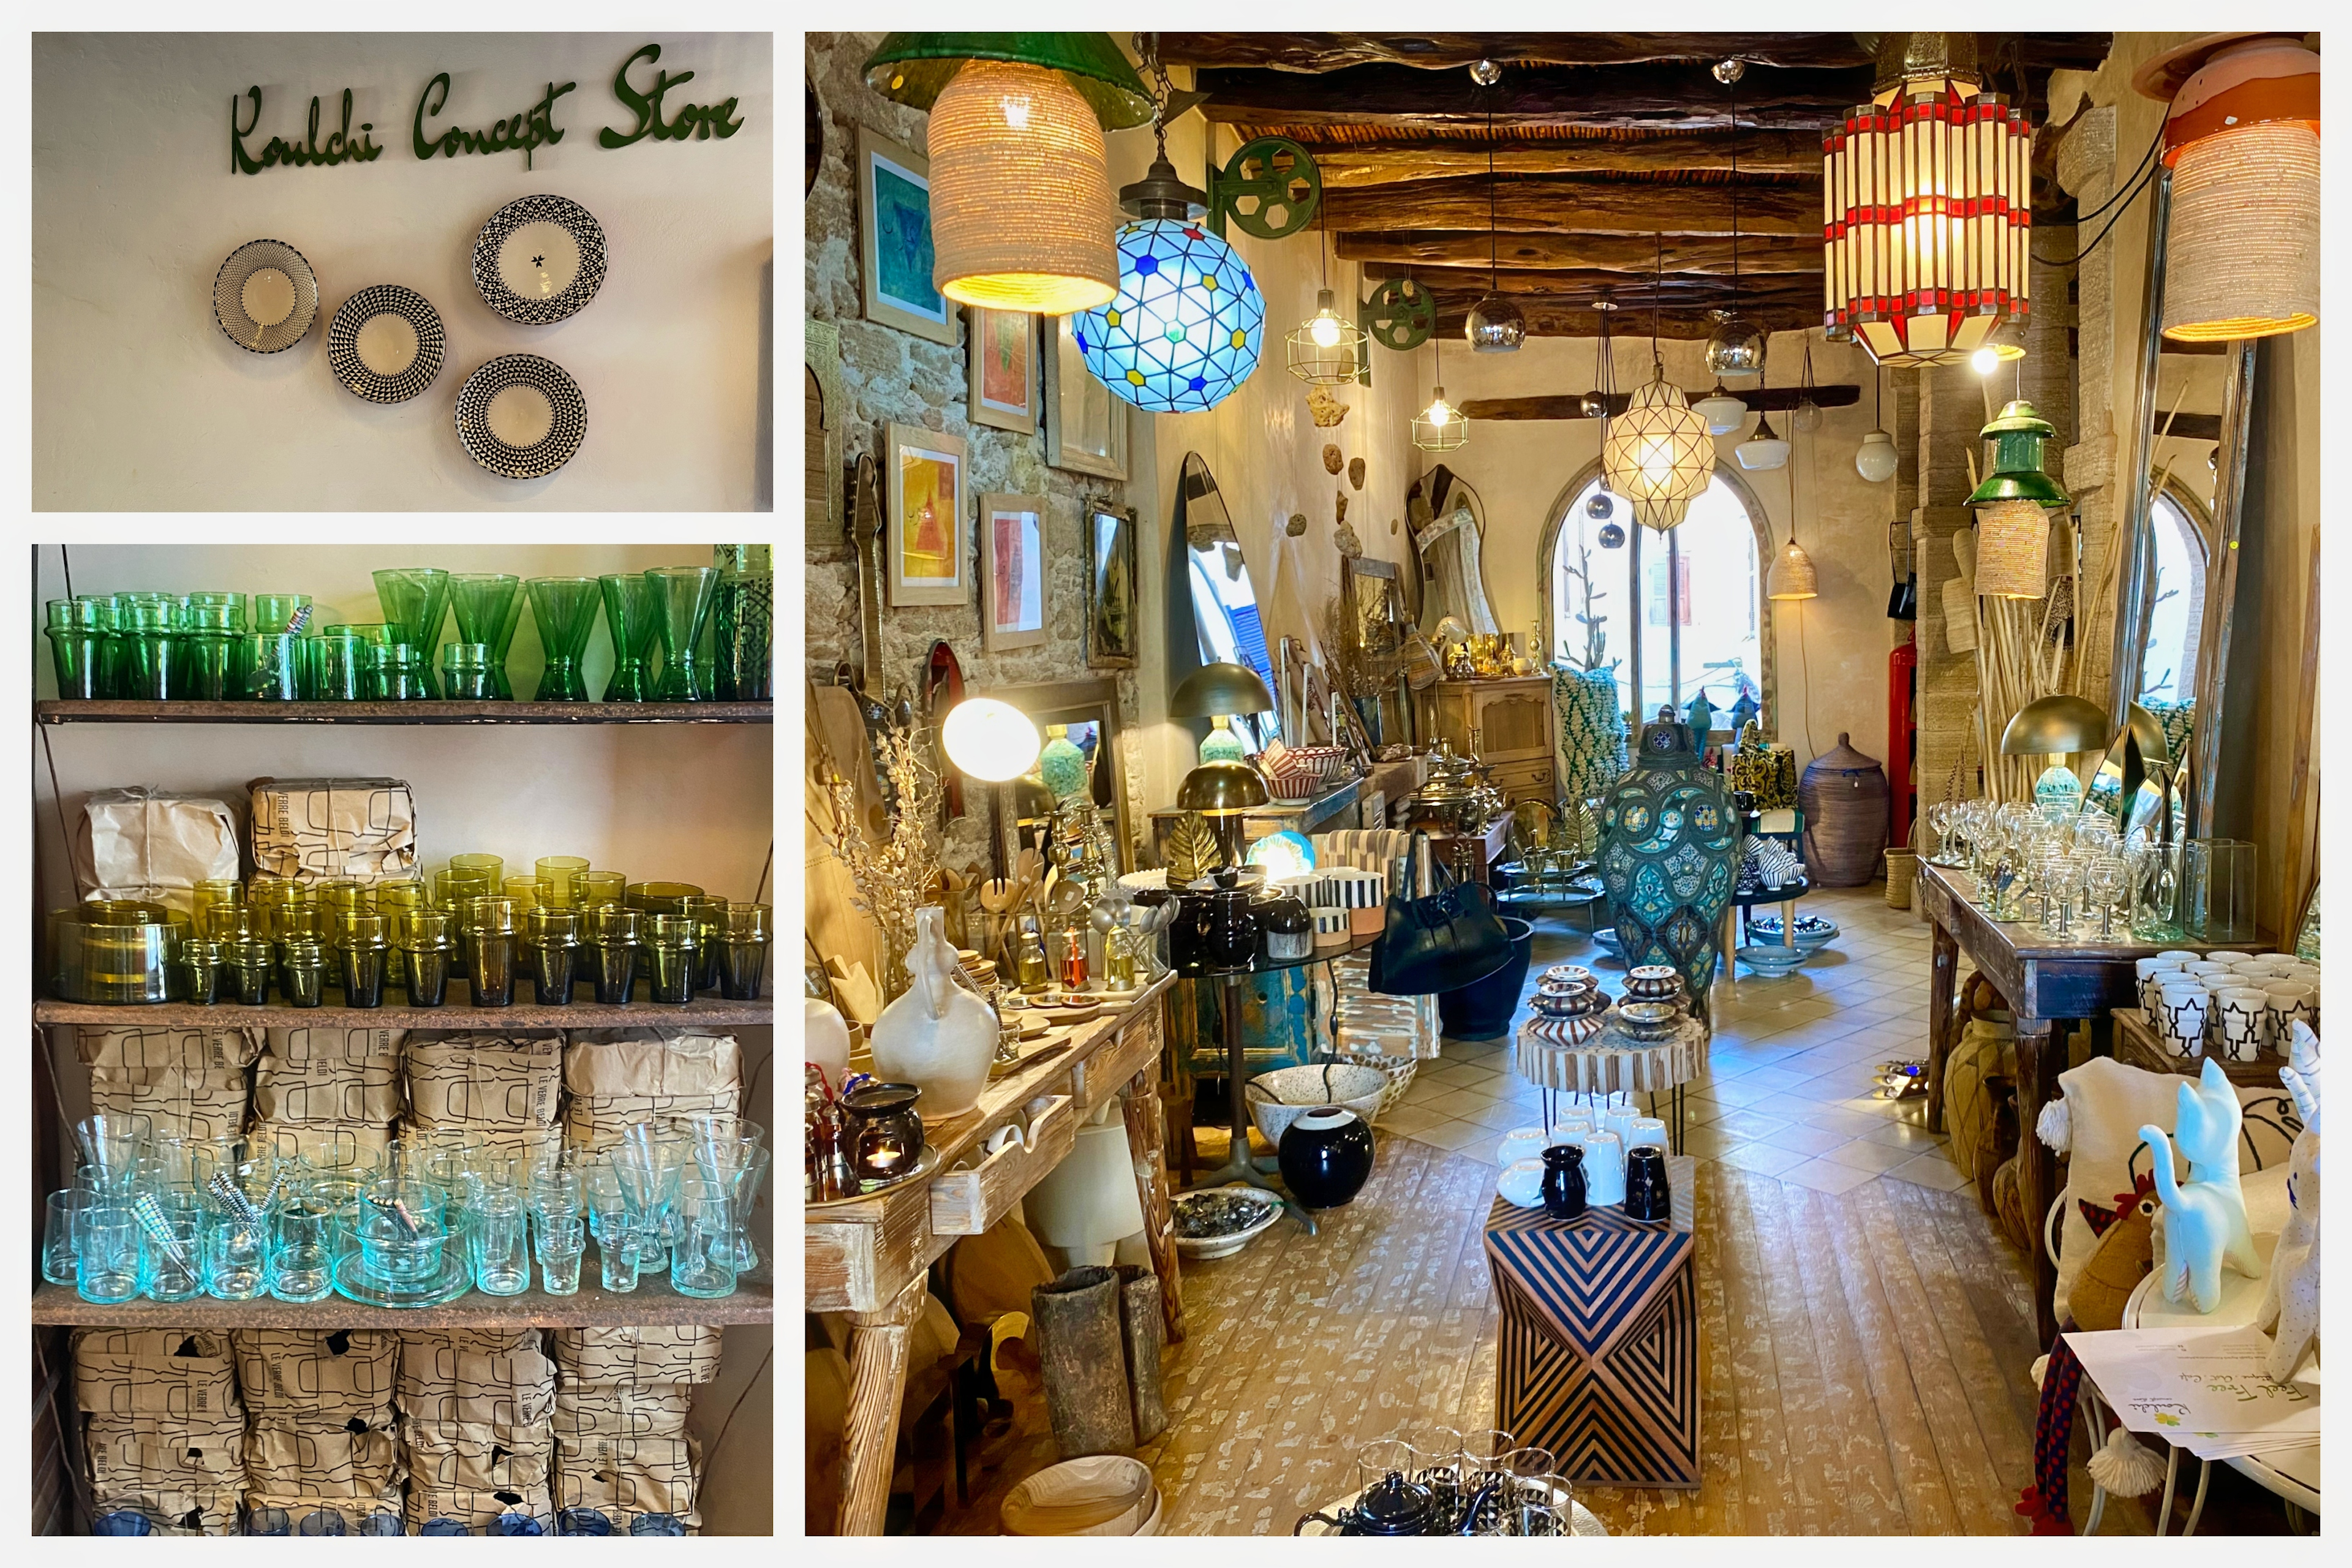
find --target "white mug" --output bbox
[2264,984,2318,1041]
[2158,982,2210,1057]
[1497,1158,1547,1209]
[1602,1104,1642,1150]
[1582,1131,1626,1206]
[2139,966,2185,1022]
[1496,1127,1550,1168]
[2156,950,2201,966]
[2135,956,2185,985]
[1627,1117,1668,1153]
[2214,987,2269,1061]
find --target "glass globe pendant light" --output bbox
[1736,413,1790,470]
[1855,366,1899,483]
[1703,91,1765,380]
[1464,95,1526,353]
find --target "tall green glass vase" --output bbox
[647,567,720,702]
[449,574,521,701]
[598,573,662,703]
[372,569,452,698]
[715,543,773,700]
[526,576,602,701]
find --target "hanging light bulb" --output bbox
[1736,413,1790,470]
[1792,397,1823,434]
[1694,383,1749,435]
[1412,385,1467,451]
[1602,362,1714,531]
[1855,365,1898,481]
[1287,284,1366,385]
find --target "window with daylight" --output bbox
[1548,471,1768,734]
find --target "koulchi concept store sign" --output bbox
[229,42,747,175]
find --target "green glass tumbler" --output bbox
[466,896,518,1007]
[116,597,176,701]
[526,576,602,701]
[241,633,300,701]
[47,598,107,699]
[312,633,365,702]
[525,907,579,1005]
[715,544,774,701]
[397,910,452,1006]
[719,903,772,1001]
[253,594,312,635]
[682,895,729,993]
[586,907,641,1004]
[280,939,328,1008]
[450,573,522,700]
[379,644,431,701]
[338,912,389,1009]
[372,569,452,697]
[440,643,494,701]
[644,913,698,1004]
[646,566,721,701]
[535,856,589,907]
[598,572,663,702]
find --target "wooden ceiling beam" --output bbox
[1338,229,1825,274]
[1395,272,1823,309]
[1161,32,2113,74]
[1460,385,1862,420]
[1318,174,1817,235]
[1298,132,1823,186]
[1196,62,1866,132]
[1428,305,1819,339]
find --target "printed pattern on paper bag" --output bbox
[562,1030,742,1149]
[232,1329,398,1423]
[400,1420,553,1493]
[244,1491,405,1536]
[553,1433,700,1531]
[243,1425,404,1498]
[83,1416,247,1488]
[74,1329,243,1424]
[405,1481,554,1536]
[86,1064,251,1142]
[87,1484,244,1537]
[404,1033,562,1128]
[549,1325,722,1385]
[75,1026,260,1072]
[551,1383,695,1440]
[248,776,418,882]
[245,1120,393,1166]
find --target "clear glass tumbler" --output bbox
[43,1189,89,1285]
[669,1173,737,1298]
[202,1206,271,1301]
[77,1204,143,1304]
[140,1193,206,1303]
[271,1194,339,1302]
[467,1188,530,1295]
[533,1208,586,1296]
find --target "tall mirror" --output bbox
[1411,466,1501,640]
[1180,452,1280,750]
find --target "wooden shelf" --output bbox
[35,995,772,1029]
[32,1275,772,1329]
[35,699,772,725]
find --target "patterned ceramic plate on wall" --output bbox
[454,353,587,478]
[325,285,446,404]
[213,238,319,353]
[470,194,608,325]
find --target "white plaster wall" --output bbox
[32,32,772,510]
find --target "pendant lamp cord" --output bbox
[1134,33,1171,162]
[1651,230,1664,373]
[1727,77,1741,309]
[1486,98,1499,290]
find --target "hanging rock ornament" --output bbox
[1322,443,1344,474]
[1348,457,1365,491]
[1333,491,1362,557]
[1285,512,1308,537]
[1306,385,1349,427]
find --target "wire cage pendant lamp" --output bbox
[1287,228,1368,385]
[1412,333,1468,451]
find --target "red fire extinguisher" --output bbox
[1888,639,1918,850]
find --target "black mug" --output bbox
[1624,1146,1672,1223]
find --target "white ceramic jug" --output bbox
[869,907,1000,1117]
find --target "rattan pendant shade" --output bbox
[1602,369,1715,532]
[2163,121,2320,341]
[1965,398,2067,600]
[1768,537,1819,600]
[928,61,1118,314]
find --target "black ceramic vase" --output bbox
[1277,1107,1374,1209]
[1624,1146,1672,1223]
[1540,1144,1586,1220]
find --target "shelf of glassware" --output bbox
[29,1275,773,1329]
[34,701,772,725]
[33,997,773,1030]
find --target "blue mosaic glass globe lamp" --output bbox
[1071,152,1264,414]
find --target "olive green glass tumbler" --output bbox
[449,573,521,700]
[526,908,579,1005]
[598,572,663,702]
[398,910,453,1007]
[645,913,699,1004]
[372,568,452,696]
[683,895,729,993]
[647,566,721,701]
[719,904,772,1000]
[47,599,107,699]
[339,912,390,1009]
[586,907,641,1004]
[526,576,602,702]
[467,896,518,1008]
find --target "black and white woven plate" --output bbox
[325,285,446,404]
[470,194,607,325]
[213,238,319,353]
[454,354,587,478]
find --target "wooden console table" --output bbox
[2110,1006,2291,1088]
[804,976,1179,1536]
[1913,862,2267,1346]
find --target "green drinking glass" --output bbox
[449,573,521,700]
[715,544,774,701]
[526,576,602,701]
[241,634,300,701]
[379,644,431,700]
[372,569,452,697]
[312,633,365,702]
[646,566,721,701]
[441,642,494,701]
[47,598,106,699]
[115,596,176,701]
[598,573,662,702]
[253,594,312,635]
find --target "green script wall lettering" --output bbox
[230,86,386,174]
[598,43,745,147]
[413,73,577,170]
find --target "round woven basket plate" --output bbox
[454,354,587,478]
[325,284,446,404]
[213,238,319,353]
[470,194,607,325]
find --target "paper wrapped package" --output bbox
[244,1491,404,1536]
[550,1326,722,1386]
[87,1485,244,1537]
[405,1482,554,1537]
[551,1383,695,1441]
[245,1120,393,1166]
[231,1329,398,1424]
[562,1030,742,1150]
[243,1425,404,1498]
[73,788,241,914]
[253,1025,405,1125]
[553,1434,701,1532]
[404,1033,562,1129]
[75,1026,260,1073]
[83,1415,247,1491]
[397,1332,556,1435]
[247,777,417,883]
[84,1064,250,1143]
[401,1420,554,1493]
[74,1329,243,1426]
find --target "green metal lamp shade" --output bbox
[1169,660,1275,720]
[2000,693,2112,755]
[1175,758,1270,815]
[1965,399,2071,508]
[862,34,1156,129]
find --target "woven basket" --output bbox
[2164,121,2321,341]
[1798,733,1890,888]
[1973,501,2050,600]
[1885,848,1918,910]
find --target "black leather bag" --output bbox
[1369,837,1514,997]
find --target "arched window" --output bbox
[2138,483,2209,704]
[1545,468,1775,736]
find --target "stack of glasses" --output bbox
[45,1113,764,1309]
[45,548,772,705]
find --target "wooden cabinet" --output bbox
[1418,676,1556,804]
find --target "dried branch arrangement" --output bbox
[817,725,942,999]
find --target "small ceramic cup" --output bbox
[1602,1104,1642,1150]
[1626,1117,1668,1153]
[2158,982,2210,1057]
[2137,959,2186,1021]
[2155,950,2201,966]
[1497,1158,1547,1209]
[1496,1127,1550,1168]
[2263,984,2318,1041]
[2183,962,2233,987]
[1548,1115,1594,1148]
[1581,1131,1626,1207]
[2213,987,2269,1061]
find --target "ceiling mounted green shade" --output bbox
[1169,661,1276,719]
[1965,399,2071,508]
[1175,759,1270,815]
[2000,693,2112,756]
[862,34,1157,129]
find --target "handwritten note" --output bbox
[2066,1325,2321,1459]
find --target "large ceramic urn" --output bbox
[1597,708,1739,1005]
[869,907,1000,1117]
[1798,733,1890,887]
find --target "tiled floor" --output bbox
[1387,883,1969,1194]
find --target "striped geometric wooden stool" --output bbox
[1481,1155,1699,1488]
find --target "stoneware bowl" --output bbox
[1001,1455,1156,1536]
[1278,1107,1376,1209]
[1736,944,1810,978]
[1171,1186,1283,1259]
[1246,1063,1389,1147]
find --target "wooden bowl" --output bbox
[1001,1455,1155,1536]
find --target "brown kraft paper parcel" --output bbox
[404,1033,562,1128]
[551,1382,696,1440]
[562,1029,742,1149]
[74,1329,243,1426]
[231,1329,398,1423]
[243,1426,405,1498]
[72,788,241,914]
[247,777,418,883]
[398,1332,557,1434]
[254,1026,406,1125]
[550,1325,723,1385]
[78,1025,258,1143]
[554,1433,701,1526]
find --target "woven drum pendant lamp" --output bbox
[2133,33,2321,342]
[1822,32,2034,368]
[863,35,1153,315]
[1966,399,2068,600]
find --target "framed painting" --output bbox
[1084,497,1139,669]
[885,423,968,607]
[1043,312,1129,480]
[979,492,1049,652]
[856,127,955,345]
[967,307,1037,434]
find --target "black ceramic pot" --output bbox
[1540,1144,1587,1220]
[1624,1146,1672,1223]
[1436,916,1534,1041]
[1277,1107,1374,1209]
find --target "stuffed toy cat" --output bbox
[2256,1022,2320,1382]
[2139,1055,2264,1314]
